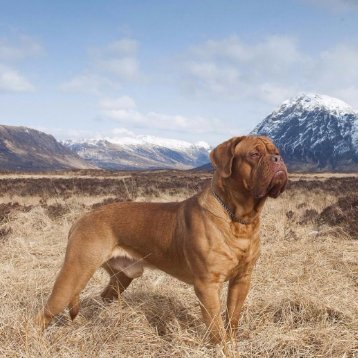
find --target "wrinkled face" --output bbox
[210,135,288,199]
[233,136,288,198]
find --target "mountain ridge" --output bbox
[62,136,211,170]
[251,93,358,172]
[0,125,94,171]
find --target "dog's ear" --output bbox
[210,136,245,178]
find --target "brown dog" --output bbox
[35,135,287,343]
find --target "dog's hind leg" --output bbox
[101,255,144,301]
[68,294,80,321]
[35,235,110,329]
[35,261,98,329]
[101,263,133,302]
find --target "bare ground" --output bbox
[0,171,357,357]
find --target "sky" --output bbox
[0,0,358,146]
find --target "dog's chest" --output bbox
[221,223,260,280]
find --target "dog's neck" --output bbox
[211,173,266,224]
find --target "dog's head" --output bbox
[210,135,288,199]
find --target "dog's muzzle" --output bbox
[267,155,288,198]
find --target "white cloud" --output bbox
[303,0,358,11]
[98,95,233,135]
[182,35,358,108]
[99,95,139,120]
[106,38,138,55]
[93,38,140,80]
[0,34,42,93]
[61,38,140,93]
[0,34,43,61]
[186,61,241,95]
[111,127,136,137]
[191,35,307,69]
[316,45,358,84]
[100,96,136,111]
[0,64,34,92]
[183,35,309,104]
[60,73,120,94]
[99,57,139,80]
[309,45,358,106]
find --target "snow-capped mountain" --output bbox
[63,135,211,170]
[252,93,358,171]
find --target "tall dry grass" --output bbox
[0,172,357,357]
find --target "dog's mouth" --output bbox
[252,157,288,199]
[267,170,287,198]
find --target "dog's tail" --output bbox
[68,294,80,321]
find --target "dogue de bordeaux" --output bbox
[35,135,288,343]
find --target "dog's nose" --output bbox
[270,154,282,163]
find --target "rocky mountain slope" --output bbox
[0,125,93,171]
[63,136,211,170]
[252,93,358,171]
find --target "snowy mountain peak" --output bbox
[252,93,358,171]
[195,141,211,150]
[274,93,356,117]
[63,135,210,151]
[109,135,210,151]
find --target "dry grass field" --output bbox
[0,170,357,357]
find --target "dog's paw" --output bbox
[33,311,48,332]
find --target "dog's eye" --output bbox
[249,152,260,158]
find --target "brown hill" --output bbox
[0,125,94,171]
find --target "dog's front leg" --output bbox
[194,281,226,344]
[226,272,252,338]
